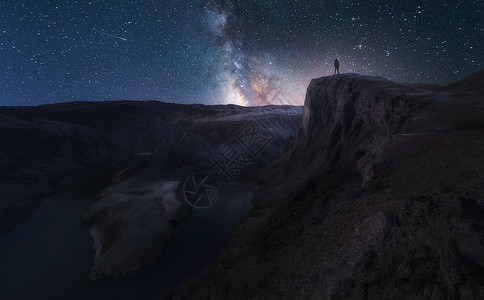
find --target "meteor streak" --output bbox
[97,31,127,41]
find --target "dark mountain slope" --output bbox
[0,101,302,280]
[169,72,484,299]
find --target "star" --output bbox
[0,0,482,106]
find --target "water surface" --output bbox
[0,169,258,299]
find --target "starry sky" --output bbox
[1,0,482,106]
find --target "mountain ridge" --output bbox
[168,71,484,299]
[0,100,302,280]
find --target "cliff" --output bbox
[0,101,302,280]
[168,72,484,299]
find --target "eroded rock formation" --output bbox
[168,72,484,299]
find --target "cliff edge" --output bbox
[168,72,484,299]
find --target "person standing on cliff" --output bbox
[334,59,340,74]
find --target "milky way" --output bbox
[1,1,482,106]
[204,0,300,106]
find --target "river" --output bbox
[0,168,258,299]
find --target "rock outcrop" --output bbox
[81,103,302,281]
[168,71,484,299]
[81,160,191,281]
[0,101,302,280]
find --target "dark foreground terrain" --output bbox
[0,102,301,282]
[1,70,483,299]
[167,71,484,299]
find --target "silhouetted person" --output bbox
[334,59,340,74]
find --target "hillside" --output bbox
[168,71,484,299]
[0,102,302,280]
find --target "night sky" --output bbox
[1,0,482,106]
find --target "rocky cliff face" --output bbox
[0,113,126,235]
[0,101,302,280]
[168,72,484,299]
[80,103,302,281]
